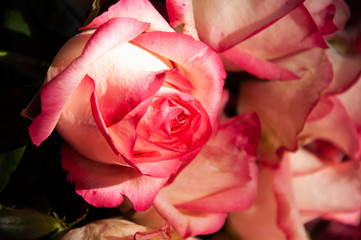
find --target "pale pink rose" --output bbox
[132,113,261,237]
[166,0,349,81]
[228,148,361,240]
[24,0,225,209]
[228,32,361,240]
[60,218,176,240]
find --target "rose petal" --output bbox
[133,158,182,178]
[305,95,334,122]
[337,74,361,128]
[237,49,332,166]
[175,162,258,212]
[61,143,168,210]
[324,48,361,95]
[323,210,361,226]
[293,159,361,216]
[228,160,309,240]
[98,70,167,159]
[301,97,360,158]
[305,0,350,37]
[152,194,227,238]
[132,31,226,128]
[163,70,195,92]
[29,17,150,146]
[234,4,327,61]
[56,52,169,167]
[273,158,313,240]
[166,0,198,39]
[221,47,300,81]
[192,0,304,52]
[288,148,327,175]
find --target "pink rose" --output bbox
[25,0,225,209]
[132,112,261,237]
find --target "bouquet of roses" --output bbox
[1,0,360,239]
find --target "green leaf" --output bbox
[3,9,31,37]
[0,205,67,240]
[0,145,27,194]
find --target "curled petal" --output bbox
[237,49,332,166]
[166,0,198,39]
[300,97,360,158]
[305,0,350,37]
[221,48,300,81]
[152,195,227,238]
[29,17,150,146]
[337,73,361,128]
[61,144,168,210]
[228,159,309,240]
[234,4,327,61]
[192,0,304,52]
[324,48,361,95]
[293,160,361,216]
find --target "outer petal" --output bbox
[337,74,361,128]
[133,158,182,178]
[237,49,332,167]
[29,17,150,146]
[175,162,258,212]
[166,0,198,39]
[152,195,227,238]
[192,0,304,52]
[221,48,300,81]
[300,97,360,158]
[83,0,173,32]
[324,48,361,95]
[234,4,327,61]
[133,31,225,128]
[323,210,361,226]
[288,147,335,175]
[305,0,350,37]
[228,160,308,240]
[61,144,168,210]
[292,159,361,221]
[273,159,312,240]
